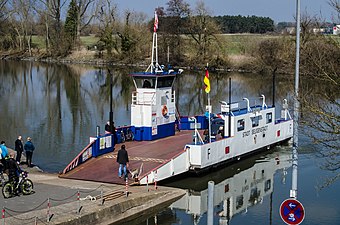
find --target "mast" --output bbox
[204,64,212,143]
[228,77,231,137]
[146,11,163,74]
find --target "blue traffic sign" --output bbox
[280,198,305,225]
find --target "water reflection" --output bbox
[129,148,291,225]
[0,60,293,172]
[0,61,134,172]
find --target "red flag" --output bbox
[154,11,158,32]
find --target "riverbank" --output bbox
[2,171,185,225]
[0,48,257,73]
[1,149,186,225]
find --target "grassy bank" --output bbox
[29,33,277,56]
[3,33,339,72]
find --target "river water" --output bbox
[0,60,339,224]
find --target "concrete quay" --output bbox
[1,152,185,225]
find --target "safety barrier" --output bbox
[1,183,134,224]
[62,134,114,174]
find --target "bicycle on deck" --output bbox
[2,171,34,198]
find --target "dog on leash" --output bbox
[128,163,143,182]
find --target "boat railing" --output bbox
[228,96,272,116]
[62,140,95,174]
[278,99,292,121]
[61,134,114,174]
[132,91,156,105]
[139,145,191,184]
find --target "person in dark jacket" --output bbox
[7,153,22,184]
[24,137,35,167]
[15,135,24,164]
[105,121,117,144]
[116,145,129,179]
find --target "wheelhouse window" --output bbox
[134,77,156,88]
[251,116,260,127]
[157,76,175,88]
[237,119,245,131]
[266,112,272,124]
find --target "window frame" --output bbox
[237,119,245,131]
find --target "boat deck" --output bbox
[60,130,197,185]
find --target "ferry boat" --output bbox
[60,12,293,185]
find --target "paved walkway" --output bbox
[1,150,185,225]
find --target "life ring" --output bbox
[162,105,168,117]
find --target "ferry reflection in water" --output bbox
[134,147,291,225]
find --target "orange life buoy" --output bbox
[162,105,168,117]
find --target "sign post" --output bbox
[279,198,305,225]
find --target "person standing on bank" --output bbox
[117,144,129,179]
[24,137,35,167]
[0,141,9,168]
[0,141,8,158]
[15,135,24,164]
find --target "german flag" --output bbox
[204,68,210,93]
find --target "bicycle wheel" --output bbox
[2,182,13,198]
[0,173,5,187]
[20,179,34,195]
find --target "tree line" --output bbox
[214,15,274,33]
[0,0,275,61]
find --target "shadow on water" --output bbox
[0,61,135,172]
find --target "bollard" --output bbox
[77,190,81,214]
[146,175,149,192]
[47,198,50,222]
[35,216,37,225]
[154,215,158,225]
[125,178,129,197]
[207,181,215,225]
[2,207,5,225]
[100,187,104,205]
[154,170,158,190]
[96,126,100,137]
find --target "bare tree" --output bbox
[118,10,149,62]
[96,0,118,57]
[165,0,190,63]
[299,33,340,188]
[35,0,67,55]
[7,0,35,54]
[329,0,340,21]
[187,1,221,64]
[256,38,292,74]
[0,0,8,21]
[74,0,98,47]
